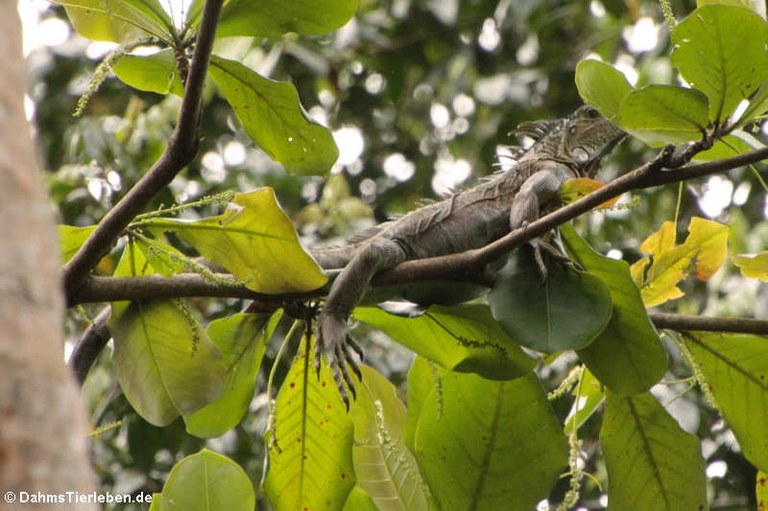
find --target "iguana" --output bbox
[313,105,624,407]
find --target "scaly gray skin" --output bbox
[314,105,624,407]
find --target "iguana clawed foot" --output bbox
[529,238,573,279]
[315,311,364,410]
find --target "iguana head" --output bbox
[515,105,625,177]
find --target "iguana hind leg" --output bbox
[316,237,406,408]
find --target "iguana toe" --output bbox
[317,311,364,410]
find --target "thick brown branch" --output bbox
[61,0,224,302]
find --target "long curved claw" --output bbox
[317,311,364,410]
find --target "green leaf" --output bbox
[601,391,707,511]
[684,332,768,471]
[342,487,379,511]
[489,247,613,352]
[737,78,768,127]
[209,56,339,175]
[349,366,429,511]
[184,312,278,438]
[412,369,568,510]
[694,131,766,161]
[154,189,327,294]
[110,300,227,426]
[564,367,605,432]
[619,85,710,146]
[404,357,438,453]
[264,336,355,511]
[58,225,96,263]
[354,304,536,380]
[112,49,185,96]
[58,0,174,43]
[671,4,768,122]
[560,225,667,395]
[575,59,633,122]
[155,449,255,511]
[217,0,357,39]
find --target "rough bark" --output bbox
[0,5,96,510]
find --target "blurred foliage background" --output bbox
[23,0,766,508]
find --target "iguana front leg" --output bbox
[316,237,407,408]
[509,161,574,274]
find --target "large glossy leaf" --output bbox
[672,4,768,122]
[560,225,667,395]
[112,49,185,96]
[110,300,227,426]
[619,85,710,146]
[489,247,613,352]
[349,366,429,511]
[154,189,327,293]
[342,487,379,511]
[184,312,278,438]
[264,337,355,511]
[684,332,768,471]
[601,391,707,511]
[354,304,536,380]
[575,59,633,122]
[217,0,357,38]
[411,363,568,511]
[630,218,729,308]
[154,449,255,511]
[209,56,339,175]
[58,0,173,43]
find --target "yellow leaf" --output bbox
[158,188,328,294]
[631,218,728,307]
[732,252,768,282]
[558,178,619,209]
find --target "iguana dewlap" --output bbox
[313,105,624,407]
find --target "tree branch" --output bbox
[649,312,768,336]
[374,145,768,285]
[61,0,224,302]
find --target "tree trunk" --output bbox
[0,5,97,510]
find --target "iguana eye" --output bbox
[568,125,578,136]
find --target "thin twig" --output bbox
[61,0,224,303]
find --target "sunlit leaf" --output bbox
[264,336,355,510]
[564,367,605,432]
[733,252,768,281]
[349,366,429,511]
[489,247,613,352]
[154,449,255,511]
[575,59,633,122]
[630,218,729,307]
[153,189,327,293]
[342,487,380,511]
[217,0,357,38]
[412,366,568,510]
[685,332,768,471]
[561,225,667,395]
[601,391,707,510]
[671,4,768,121]
[58,0,173,43]
[694,131,766,161]
[558,177,619,209]
[619,85,710,146]
[58,224,96,263]
[112,49,185,96]
[758,470,768,510]
[110,300,227,426]
[209,56,339,175]
[184,312,278,438]
[354,304,536,380]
